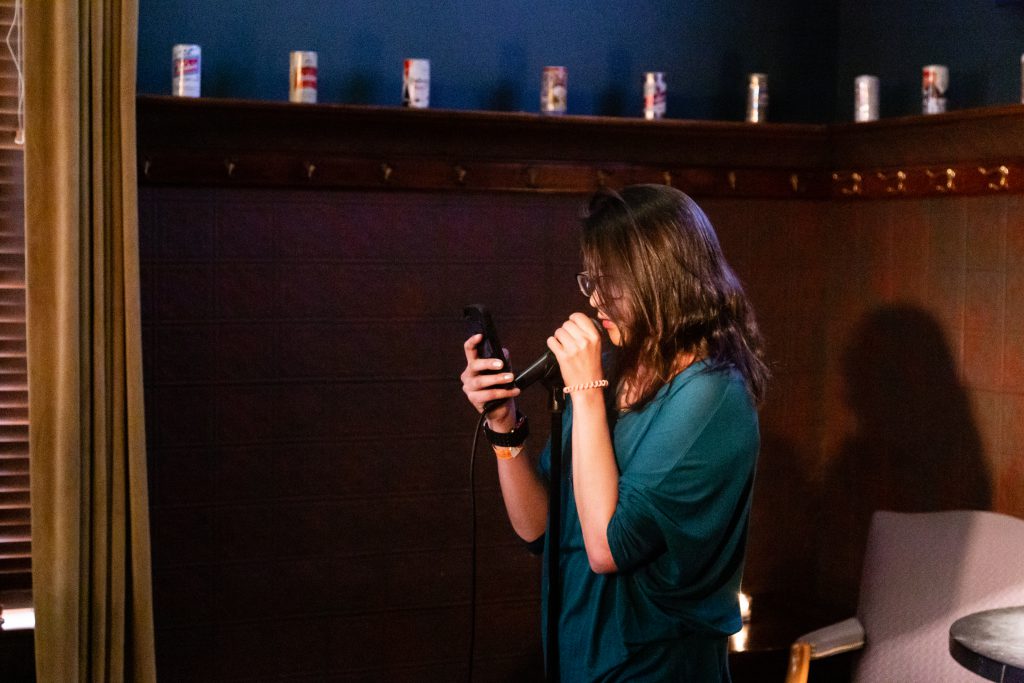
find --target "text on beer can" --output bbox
[172,44,201,98]
[290,51,318,104]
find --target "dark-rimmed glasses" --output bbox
[577,272,602,298]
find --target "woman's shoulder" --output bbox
[653,361,757,431]
[664,359,749,403]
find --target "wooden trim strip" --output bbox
[137,149,827,198]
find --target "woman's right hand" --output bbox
[461,333,520,430]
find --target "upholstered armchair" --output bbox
[785,510,1024,683]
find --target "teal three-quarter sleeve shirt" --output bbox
[538,360,759,682]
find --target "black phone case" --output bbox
[463,304,514,392]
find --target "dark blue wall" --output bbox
[137,2,1024,123]
[834,1,1024,119]
[137,0,839,123]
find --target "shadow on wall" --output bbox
[485,43,528,111]
[816,304,991,613]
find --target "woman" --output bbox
[460,184,767,681]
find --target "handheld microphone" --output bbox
[512,317,604,391]
[480,317,603,413]
[479,348,556,413]
[513,350,559,390]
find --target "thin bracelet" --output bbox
[492,444,525,460]
[562,379,609,395]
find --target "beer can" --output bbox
[922,64,948,114]
[289,51,318,104]
[746,73,768,123]
[643,72,667,120]
[1020,53,1023,104]
[403,59,430,108]
[172,44,201,98]
[540,66,568,115]
[854,75,879,122]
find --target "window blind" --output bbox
[0,0,28,595]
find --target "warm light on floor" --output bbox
[730,624,750,652]
[739,591,751,622]
[731,591,752,652]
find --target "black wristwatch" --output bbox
[483,411,529,448]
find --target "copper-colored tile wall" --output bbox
[703,200,833,604]
[815,195,1023,611]
[823,113,1024,618]
[707,195,1024,614]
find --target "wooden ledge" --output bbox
[137,96,1024,199]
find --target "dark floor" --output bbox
[0,629,35,682]
[732,649,852,683]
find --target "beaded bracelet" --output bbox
[562,379,609,395]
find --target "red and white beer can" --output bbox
[643,72,667,120]
[172,44,201,98]
[922,64,948,114]
[290,51,318,103]
[541,66,568,115]
[403,59,430,108]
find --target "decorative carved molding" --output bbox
[829,160,1024,199]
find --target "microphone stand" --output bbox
[501,319,601,679]
[540,371,565,682]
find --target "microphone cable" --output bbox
[467,411,486,683]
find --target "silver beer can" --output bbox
[541,66,568,115]
[922,64,948,114]
[172,44,201,98]
[746,73,768,123]
[854,75,879,122]
[643,72,667,120]
[403,58,430,108]
[289,51,318,103]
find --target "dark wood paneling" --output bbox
[829,105,1024,167]
[139,99,1024,681]
[142,188,573,680]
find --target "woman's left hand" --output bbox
[548,313,604,388]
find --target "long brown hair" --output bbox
[581,184,768,410]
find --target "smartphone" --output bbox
[463,304,514,396]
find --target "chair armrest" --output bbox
[784,617,865,683]
[798,616,865,658]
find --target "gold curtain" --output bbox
[24,0,156,681]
